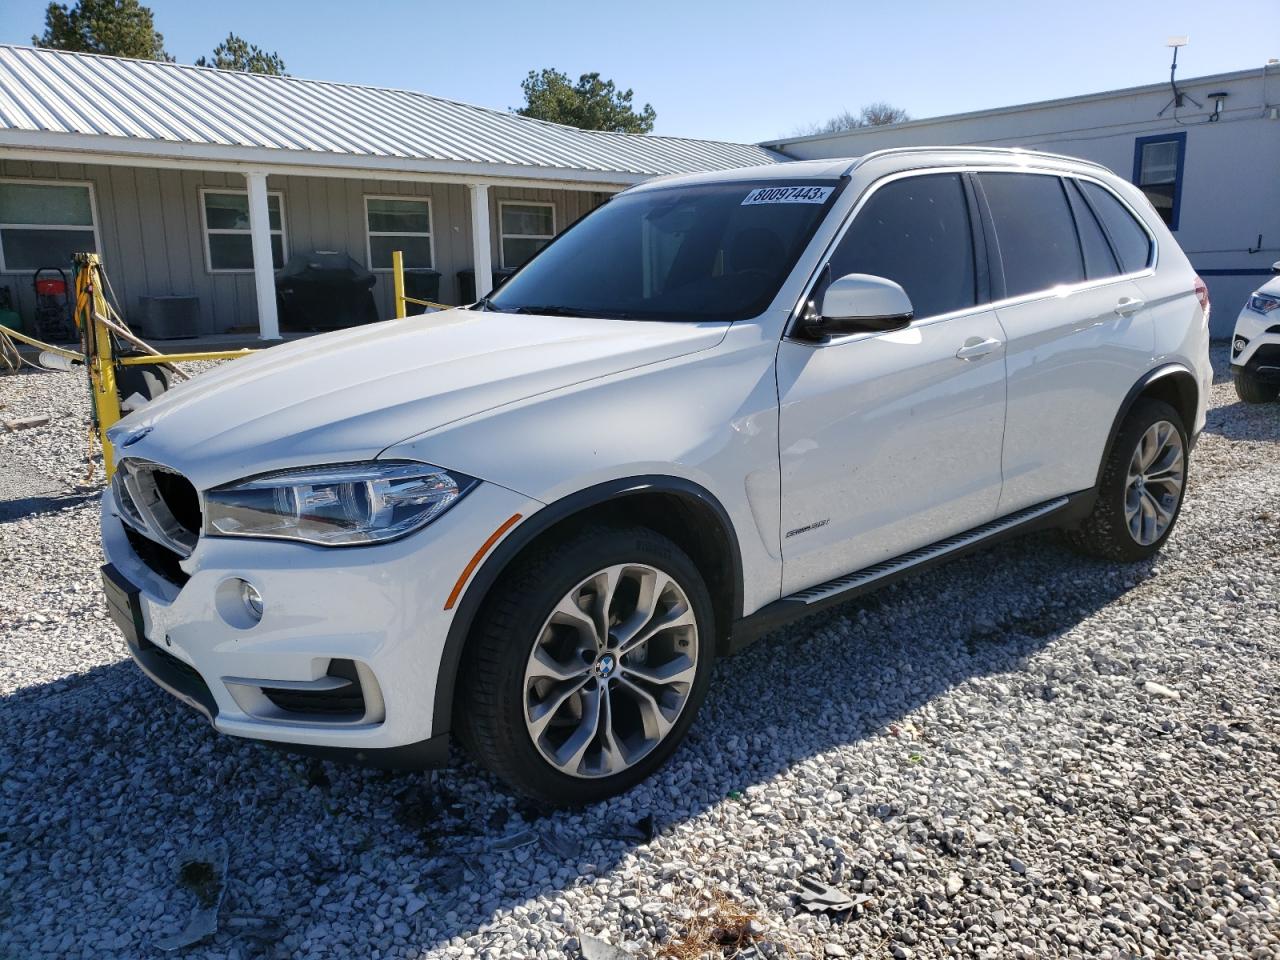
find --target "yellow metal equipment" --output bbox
[70,253,260,481]
[391,250,451,318]
[4,249,439,483]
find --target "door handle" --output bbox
[1114,296,1145,317]
[955,336,1003,360]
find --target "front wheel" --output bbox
[1233,369,1280,404]
[457,525,715,804]
[1066,398,1189,562]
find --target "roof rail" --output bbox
[847,145,1115,176]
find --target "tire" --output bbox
[1233,369,1280,404]
[456,524,716,805]
[1065,398,1189,562]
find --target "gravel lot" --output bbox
[1,346,1277,960]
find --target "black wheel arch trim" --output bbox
[431,474,744,735]
[1096,363,1199,488]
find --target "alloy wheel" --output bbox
[1125,419,1185,546]
[522,563,699,779]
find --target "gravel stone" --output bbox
[2,346,1278,959]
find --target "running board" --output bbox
[730,495,1075,651]
[791,497,1069,605]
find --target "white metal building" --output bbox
[764,64,1280,336]
[0,44,779,337]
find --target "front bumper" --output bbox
[100,481,536,765]
[1231,308,1280,381]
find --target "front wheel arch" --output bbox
[433,476,743,737]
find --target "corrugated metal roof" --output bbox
[0,44,780,179]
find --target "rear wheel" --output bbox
[1066,398,1189,561]
[1233,369,1280,404]
[457,525,715,804]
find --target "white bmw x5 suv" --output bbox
[101,147,1212,804]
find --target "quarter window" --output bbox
[1065,180,1120,280]
[827,173,977,320]
[1078,181,1153,275]
[201,190,285,272]
[0,180,98,272]
[978,173,1084,298]
[499,202,555,269]
[1132,133,1185,229]
[365,196,432,270]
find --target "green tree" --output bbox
[516,69,656,134]
[793,101,911,137]
[33,0,172,61]
[195,33,287,75]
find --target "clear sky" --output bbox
[1,0,1275,143]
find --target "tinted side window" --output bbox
[1065,180,1120,280]
[1079,181,1153,275]
[978,173,1084,298]
[828,173,976,320]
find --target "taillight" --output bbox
[1194,276,1210,313]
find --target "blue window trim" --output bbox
[1132,131,1186,232]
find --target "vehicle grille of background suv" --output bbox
[113,458,201,585]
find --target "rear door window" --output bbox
[827,173,977,320]
[978,172,1084,298]
[1065,180,1120,280]
[1078,181,1154,275]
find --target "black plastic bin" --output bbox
[275,251,379,330]
[402,268,442,314]
[456,267,516,305]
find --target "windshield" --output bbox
[483,179,841,322]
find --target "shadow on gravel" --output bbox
[1201,399,1280,442]
[0,528,1159,958]
[0,492,100,523]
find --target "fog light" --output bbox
[241,581,264,621]
[1233,337,1247,355]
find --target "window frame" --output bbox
[0,177,102,274]
[364,194,434,273]
[786,165,1160,344]
[1131,132,1186,231]
[498,200,556,270]
[199,187,288,275]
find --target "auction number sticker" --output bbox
[742,185,834,205]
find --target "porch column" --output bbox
[468,182,493,300]
[245,170,281,340]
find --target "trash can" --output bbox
[456,267,516,305]
[402,268,441,315]
[276,251,379,330]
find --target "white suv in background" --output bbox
[101,148,1212,804]
[1230,264,1280,403]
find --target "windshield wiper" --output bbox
[472,297,502,312]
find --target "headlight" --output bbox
[1248,293,1280,315]
[203,461,476,546]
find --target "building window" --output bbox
[365,196,433,270]
[500,201,555,269]
[1132,133,1185,231]
[0,179,99,272]
[201,189,286,273]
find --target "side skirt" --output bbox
[728,491,1094,652]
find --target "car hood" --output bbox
[113,309,728,490]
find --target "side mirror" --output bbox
[1272,260,1280,274]
[802,273,914,340]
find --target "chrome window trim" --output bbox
[784,164,1160,348]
